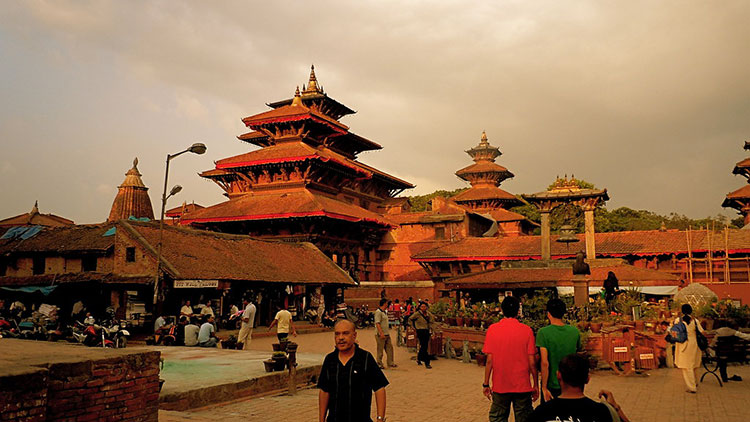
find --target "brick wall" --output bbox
[0,344,160,422]
[0,367,47,422]
[46,352,160,422]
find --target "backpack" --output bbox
[665,318,687,344]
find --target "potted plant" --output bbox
[263,359,275,373]
[471,311,482,329]
[455,308,465,328]
[445,305,457,326]
[475,351,487,366]
[272,351,287,371]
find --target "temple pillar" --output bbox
[584,208,596,260]
[540,211,551,260]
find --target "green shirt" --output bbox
[536,324,581,390]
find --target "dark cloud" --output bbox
[1,1,749,223]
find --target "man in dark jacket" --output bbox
[318,319,388,422]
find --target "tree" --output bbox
[407,188,468,212]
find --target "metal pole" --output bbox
[153,154,171,308]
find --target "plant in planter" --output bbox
[271,351,287,371]
[444,305,457,326]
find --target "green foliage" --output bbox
[429,301,450,317]
[407,188,469,212]
[520,291,554,333]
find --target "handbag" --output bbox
[695,323,708,351]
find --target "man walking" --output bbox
[537,299,581,401]
[482,296,539,422]
[268,303,297,341]
[238,298,256,350]
[318,319,388,422]
[374,298,397,369]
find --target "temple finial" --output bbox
[133,157,138,169]
[31,200,39,214]
[305,64,321,93]
[291,86,303,106]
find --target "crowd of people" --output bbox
[318,296,634,422]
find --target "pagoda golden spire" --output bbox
[304,64,322,94]
[291,86,303,106]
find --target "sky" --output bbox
[1,1,749,224]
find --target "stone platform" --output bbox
[156,346,324,410]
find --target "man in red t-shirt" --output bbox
[482,296,539,422]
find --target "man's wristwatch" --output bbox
[376,416,386,421]
[482,384,490,388]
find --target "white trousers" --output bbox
[238,326,253,350]
[682,367,697,392]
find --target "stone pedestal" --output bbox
[573,274,589,307]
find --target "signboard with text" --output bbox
[173,279,219,289]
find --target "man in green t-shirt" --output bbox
[536,298,581,401]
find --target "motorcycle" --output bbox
[72,321,114,348]
[103,320,130,348]
[0,317,19,338]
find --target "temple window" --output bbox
[82,256,97,272]
[32,256,45,275]
[435,227,445,240]
[126,247,136,262]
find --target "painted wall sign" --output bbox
[174,279,219,288]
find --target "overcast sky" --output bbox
[1,1,749,224]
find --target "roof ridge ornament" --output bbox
[291,86,303,106]
[304,64,322,94]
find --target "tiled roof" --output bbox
[445,260,679,289]
[211,142,413,189]
[124,221,354,284]
[725,184,750,199]
[523,188,609,201]
[413,229,722,261]
[0,212,74,228]
[165,203,205,218]
[452,187,520,203]
[734,157,750,170]
[242,103,348,134]
[238,131,269,141]
[179,189,391,227]
[0,223,115,255]
[455,162,512,177]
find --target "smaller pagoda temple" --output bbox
[452,131,522,211]
[722,141,750,226]
[107,158,155,222]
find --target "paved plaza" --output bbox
[159,327,750,422]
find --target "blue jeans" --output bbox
[489,391,533,422]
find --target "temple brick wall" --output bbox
[0,340,160,422]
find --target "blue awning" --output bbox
[1,286,57,295]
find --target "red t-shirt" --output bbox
[482,318,536,393]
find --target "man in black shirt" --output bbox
[529,354,629,422]
[318,319,388,422]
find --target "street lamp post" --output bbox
[152,143,207,312]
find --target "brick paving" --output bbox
[160,327,750,421]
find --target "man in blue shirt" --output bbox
[197,315,218,347]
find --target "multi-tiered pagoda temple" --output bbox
[181,67,413,279]
[723,142,750,226]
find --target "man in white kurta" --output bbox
[673,304,704,393]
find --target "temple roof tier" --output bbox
[451,186,521,205]
[466,131,502,162]
[455,161,514,183]
[179,190,392,227]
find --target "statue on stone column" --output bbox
[572,251,590,275]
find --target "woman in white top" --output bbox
[673,303,704,393]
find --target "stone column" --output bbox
[584,208,596,260]
[540,211,551,260]
[572,274,589,307]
